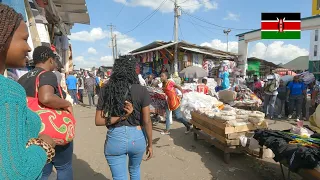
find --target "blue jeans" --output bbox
[40,142,73,180]
[68,89,78,104]
[263,94,277,117]
[289,94,304,118]
[165,106,190,131]
[87,91,95,106]
[105,126,146,180]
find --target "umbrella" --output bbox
[179,66,208,78]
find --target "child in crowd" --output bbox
[197,78,210,95]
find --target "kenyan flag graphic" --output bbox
[261,13,301,39]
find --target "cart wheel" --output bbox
[224,153,230,164]
[193,132,198,141]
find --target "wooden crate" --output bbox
[191,112,268,134]
[191,111,268,146]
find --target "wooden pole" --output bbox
[24,0,41,47]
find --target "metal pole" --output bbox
[115,34,118,59]
[173,0,179,75]
[226,34,229,52]
[108,24,115,61]
[223,29,231,52]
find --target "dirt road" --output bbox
[49,104,301,180]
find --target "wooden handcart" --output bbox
[191,111,267,163]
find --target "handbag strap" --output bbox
[35,70,64,98]
[35,71,47,98]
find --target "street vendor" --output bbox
[160,72,192,135]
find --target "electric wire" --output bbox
[123,0,168,34]
[181,9,255,31]
[178,18,185,40]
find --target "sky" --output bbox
[69,0,312,69]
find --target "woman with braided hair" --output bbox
[0,4,55,179]
[95,56,153,180]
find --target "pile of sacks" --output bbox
[181,92,223,121]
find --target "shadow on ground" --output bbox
[73,154,110,180]
[168,127,302,180]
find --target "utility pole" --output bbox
[223,29,231,52]
[114,34,118,59]
[108,24,115,61]
[173,0,180,75]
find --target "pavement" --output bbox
[48,99,304,180]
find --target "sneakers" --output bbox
[288,115,292,119]
[277,115,282,119]
[160,131,170,135]
[185,125,192,134]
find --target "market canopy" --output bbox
[179,66,208,78]
[130,42,178,55]
[53,0,90,24]
[180,46,234,59]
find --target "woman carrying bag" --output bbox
[19,46,75,180]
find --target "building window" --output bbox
[315,45,318,57]
[316,30,319,41]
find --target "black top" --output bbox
[18,67,66,98]
[96,84,151,128]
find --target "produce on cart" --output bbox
[190,105,268,163]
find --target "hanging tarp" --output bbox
[247,60,261,76]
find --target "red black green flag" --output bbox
[261,13,301,39]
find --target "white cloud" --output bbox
[100,56,114,66]
[223,11,240,21]
[74,56,85,62]
[249,41,309,64]
[88,47,97,54]
[114,31,143,54]
[69,28,108,42]
[201,39,309,64]
[201,39,239,53]
[113,0,218,13]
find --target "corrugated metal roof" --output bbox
[50,0,90,24]
[130,42,178,55]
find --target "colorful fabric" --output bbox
[163,80,180,111]
[0,75,47,179]
[27,71,76,145]
[261,13,301,39]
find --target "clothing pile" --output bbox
[299,71,315,85]
[146,87,167,115]
[233,87,262,106]
[254,129,320,172]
